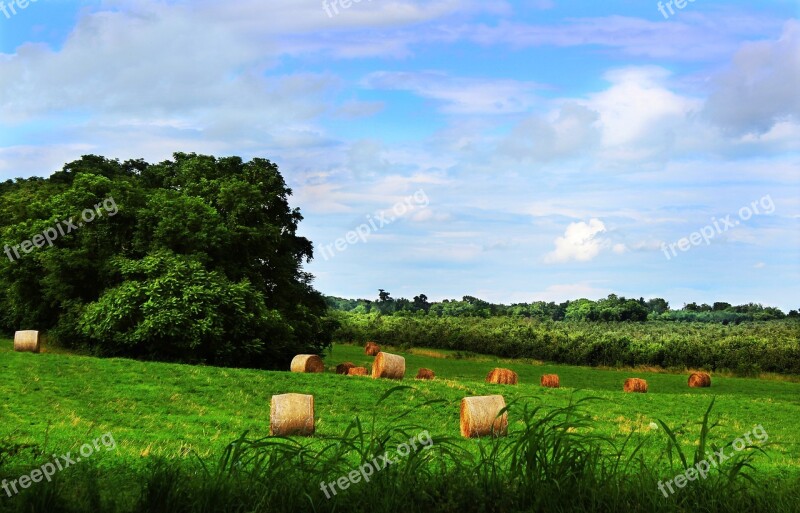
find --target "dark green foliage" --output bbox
[0,154,329,368]
[565,294,649,321]
[78,252,293,366]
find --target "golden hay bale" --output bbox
[270,393,315,436]
[347,366,368,376]
[460,395,508,438]
[372,352,405,379]
[290,354,324,373]
[688,372,711,388]
[623,378,648,393]
[485,368,518,385]
[365,341,381,356]
[336,362,356,375]
[14,331,41,353]
[416,368,435,380]
[540,374,560,388]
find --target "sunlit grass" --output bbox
[1,338,799,511]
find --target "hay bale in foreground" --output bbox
[14,331,41,353]
[347,366,368,376]
[688,372,711,388]
[365,341,381,356]
[290,354,324,373]
[270,393,315,436]
[540,374,560,388]
[460,395,508,438]
[486,368,518,385]
[372,352,405,379]
[623,378,648,393]
[416,368,435,380]
[336,362,355,375]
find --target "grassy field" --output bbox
[2,337,800,512]
[1,338,799,480]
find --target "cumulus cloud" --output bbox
[704,20,800,134]
[544,218,609,263]
[584,66,701,155]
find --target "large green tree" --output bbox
[0,153,331,369]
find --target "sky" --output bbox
[0,0,798,310]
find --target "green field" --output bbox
[2,338,799,479]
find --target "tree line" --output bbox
[327,291,794,324]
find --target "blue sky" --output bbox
[1,0,798,310]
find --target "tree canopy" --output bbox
[0,153,331,369]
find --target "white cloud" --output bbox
[363,71,545,114]
[544,218,609,263]
[408,208,451,223]
[584,66,701,152]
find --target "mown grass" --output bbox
[1,339,799,512]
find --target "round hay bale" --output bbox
[688,372,711,388]
[336,362,355,375]
[14,330,41,353]
[460,395,508,438]
[347,366,368,376]
[540,374,560,388]
[372,352,405,379]
[365,341,381,356]
[290,354,324,373]
[416,368,435,380]
[485,368,518,385]
[623,378,648,393]
[270,393,315,436]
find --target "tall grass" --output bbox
[1,389,797,513]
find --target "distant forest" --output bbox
[326,291,795,324]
